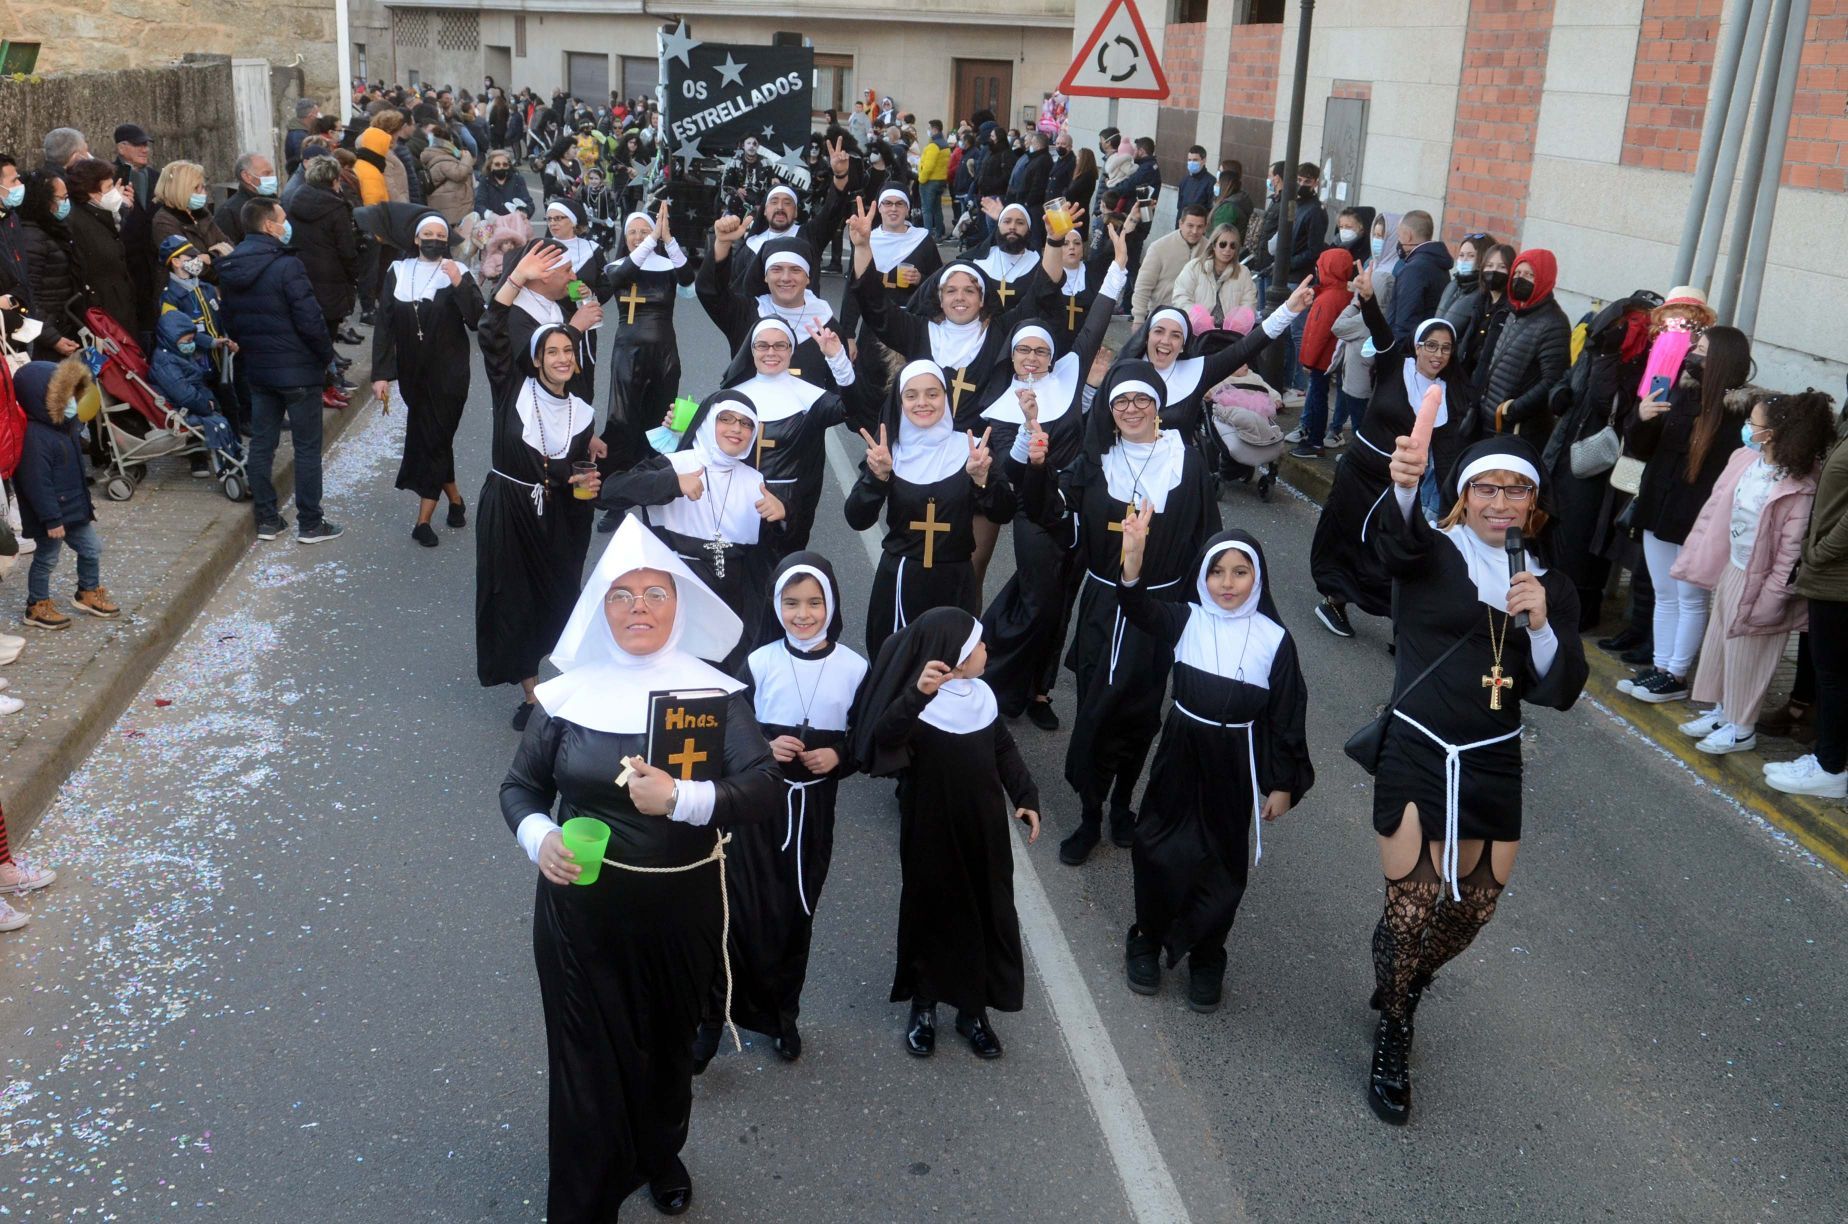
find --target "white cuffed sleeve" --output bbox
[1394,484,1419,521]
[824,344,856,386]
[1526,621,1559,678]
[668,780,717,826]
[1098,261,1129,303]
[517,813,561,865]
[1261,301,1301,338]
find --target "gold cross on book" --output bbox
[667,736,709,780]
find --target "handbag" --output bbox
[1569,425,1620,479]
[1609,454,1646,496]
[1344,634,1470,775]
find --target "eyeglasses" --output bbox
[1466,481,1536,502]
[1417,341,1454,356]
[1112,393,1158,411]
[752,340,792,354]
[605,585,673,608]
[1013,344,1052,358]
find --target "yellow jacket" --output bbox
[355,128,393,206]
[917,140,949,184]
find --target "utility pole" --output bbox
[1263,0,1314,389]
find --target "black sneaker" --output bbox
[1315,600,1355,638]
[1619,643,1654,666]
[1288,442,1325,459]
[446,500,467,529]
[1125,926,1160,996]
[297,520,345,545]
[1616,666,1661,695]
[1058,820,1101,866]
[1597,627,1645,654]
[1025,699,1060,731]
[1186,956,1225,1014]
[255,516,288,541]
[1632,671,1690,703]
[411,523,439,548]
[1108,806,1136,849]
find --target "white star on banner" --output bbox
[674,135,704,166]
[777,144,809,175]
[760,124,777,142]
[659,21,700,69]
[714,53,747,89]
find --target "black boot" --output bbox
[1059,815,1102,865]
[773,1021,802,1063]
[689,1020,722,1076]
[1367,1014,1413,1125]
[648,1154,693,1215]
[905,1002,936,1057]
[954,1009,1004,1059]
[1124,925,1160,995]
[1368,971,1430,1037]
[1186,951,1225,1014]
[1107,805,1136,849]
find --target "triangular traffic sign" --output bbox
[1059,0,1170,100]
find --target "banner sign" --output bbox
[663,37,815,165]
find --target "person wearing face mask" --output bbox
[213,152,278,245]
[1175,144,1215,224]
[8,166,81,360]
[474,148,534,217]
[150,160,233,278]
[1445,241,1515,387]
[288,158,362,400]
[148,311,242,477]
[61,158,139,335]
[156,234,244,434]
[14,358,120,630]
[1332,204,1373,266]
[1436,231,1493,319]
[418,123,476,226]
[1477,248,1570,443]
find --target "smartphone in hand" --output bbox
[1649,374,1672,399]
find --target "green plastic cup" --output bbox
[670,396,700,433]
[559,817,610,886]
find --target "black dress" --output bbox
[724,374,854,556]
[1048,244,1117,351]
[506,290,597,406]
[499,702,780,1223]
[1119,556,1313,967]
[844,460,1017,662]
[600,241,696,473]
[475,299,596,686]
[1368,496,1588,845]
[871,682,1039,1013]
[374,259,484,499]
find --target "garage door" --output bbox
[566,51,608,106]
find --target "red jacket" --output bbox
[1297,246,1355,372]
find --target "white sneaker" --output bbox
[1283,427,1305,444]
[0,693,21,715]
[1695,724,1756,755]
[1324,432,1345,449]
[15,537,33,555]
[1282,390,1306,409]
[1678,708,1726,738]
[0,899,26,932]
[1764,754,1848,798]
[0,857,55,894]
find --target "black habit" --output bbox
[374,257,484,499]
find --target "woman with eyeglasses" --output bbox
[1308,263,1479,640]
[1022,361,1223,863]
[1362,431,1588,1125]
[1171,223,1257,326]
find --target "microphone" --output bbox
[1504,526,1530,629]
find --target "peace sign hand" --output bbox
[828,137,851,179]
[1121,499,1154,557]
[965,427,993,486]
[1353,263,1374,301]
[807,316,842,359]
[859,423,892,481]
[846,197,873,248]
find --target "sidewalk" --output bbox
[0,349,373,847]
[1271,443,1848,875]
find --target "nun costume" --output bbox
[599,210,697,473]
[500,515,781,1221]
[1115,299,1301,444]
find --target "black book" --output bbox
[646,689,729,782]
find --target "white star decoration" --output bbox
[659,21,700,69]
[777,144,809,175]
[674,134,704,166]
[760,124,777,142]
[714,52,747,89]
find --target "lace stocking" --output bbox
[1371,854,1440,1023]
[1418,851,1504,981]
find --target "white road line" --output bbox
[823,432,1194,1224]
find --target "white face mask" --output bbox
[98,187,125,212]
[1337,227,1358,244]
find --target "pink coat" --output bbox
[1670,447,1814,636]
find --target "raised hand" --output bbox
[712,212,748,243]
[981,196,1002,221]
[859,423,893,481]
[441,258,464,286]
[807,317,842,358]
[1285,276,1315,314]
[1108,220,1129,267]
[1353,263,1374,301]
[1389,433,1428,491]
[511,243,569,287]
[917,659,953,696]
[965,427,993,486]
[828,136,851,179]
[1087,345,1115,388]
[569,300,602,331]
[846,197,874,248]
[756,487,786,522]
[1120,500,1154,572]
[1026,423,1050,467]
[654,200,671,244]
[1507,571,1549,631]
[678,467,706,500]
[1018,388,1039,430]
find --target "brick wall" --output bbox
[1218,23,1282,187]
[1786,0,1848,192]
[1620,0,1723,172]
[1165,22,1207,110]
[1442,0,1557,243]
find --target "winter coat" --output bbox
[355,128,397,206]
[1329,299,1377,399]
[214,187,266,247]
[1480,293,1570,439]
[65,200,138,333]
[148,309,219,418]
[1383,240,1453,351]
[12,358,96,535]
[1175,166,1216,218]
[216,233,336,389]
[474,171,535,217]
[421,142,476,224]
[159,274,231,371]
[1671,447,1814,635]
[1796,437,1848,603]
[21,219,81,333]
[975,145,1012,198]
[285,183,360,323]
[1122,154,1162,198]
[1629,382,1751,546]
[151,204,232,276]
[1297,246,1356,372]
[917,141,949,184]
[1170,257,1258,324]
[1008,149,1053,215]
[1129,229,1203,326]
[394,142,426,206]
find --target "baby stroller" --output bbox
[80,308,250,504]
[1196,329,1286,502]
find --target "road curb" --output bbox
[4,369,371,849]
[1274,449,1848,874]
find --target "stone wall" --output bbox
[1,0,337,105]
[0,56,239,179]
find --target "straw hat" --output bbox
[1662,285,1707,308]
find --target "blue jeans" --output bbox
[1298,368,1331,444]
[248,383,324,530]
[1331,389,1368,437]
[1418,458,1441,519]
[921,181,947,239]
[28,519,102,603]
[1287,310,1309,391]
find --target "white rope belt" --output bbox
[1390,711,1522,900]
[892,555,908,635]
[1359,484,1392,544]
[1085,572,1182,686]
[491,468,546,517]
[1355,430,1392,459]
[779,778,823,916]
[601,831,742,1052]
[1172,705,1264,865]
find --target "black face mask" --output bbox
[418,238,448,260]
[1297,183,1316,200]
[1481,269,1509,294]
[1681,352,1705,381]
[1508,277,1534,302]
[491,168,510,181]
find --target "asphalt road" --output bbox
[2,268,1845,1223]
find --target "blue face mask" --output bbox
[1186,159,1202,175]
[178,339,197,355]
[1456,259,1476,276]
[279,220,293,245]
[257,175,279,196]
[189,192,209,211]
[1741,422,1764,452]
[1369,236,1384,258]
[63,398,78,421]
[1,184,22,210]
[52,198,71,221]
